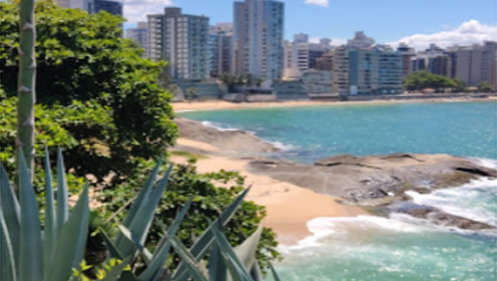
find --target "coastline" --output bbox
[172,95,497,112]
[171,138,366,245]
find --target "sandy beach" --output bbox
[171,138,365,245]
[172,96,496,112]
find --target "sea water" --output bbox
[180,101,497,281]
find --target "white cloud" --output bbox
[305,0,329,7]
[310,37,346,46]
[123,0,175,23]
[389,20,497,51]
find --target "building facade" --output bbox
[147,7,210,80]
[332,32,403,95]
[209,23,234,77]
[450,41,497,87]
[233,0,285,82]
[126,22,148,50]
[93,0,122,16]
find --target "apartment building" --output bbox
[147,7,210,80]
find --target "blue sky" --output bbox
[123,0,497,50]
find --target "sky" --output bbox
[123,0,497,51]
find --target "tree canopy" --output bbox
[403,71,460,92]
[0,1,177,182]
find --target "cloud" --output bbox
[123,0,175,23]
[310,37,346,46]
[305,0,329,7]
[389,20,497,51]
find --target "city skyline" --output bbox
[122,0,497,51]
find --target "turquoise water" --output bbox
[180,101,497,281]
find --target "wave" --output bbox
[281,215,432,251]
[201,121,243,132]
[469,157,497,169]
[268,141,299,151]
[405,177,497,228]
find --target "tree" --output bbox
[185,87,199,101]
[1,1,178,182]
[478,82,493,93]
[453,78,466,93]
[403,71,457,92]
[17,0,36,180]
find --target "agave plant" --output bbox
[0,149,90,281]
[0,150,281,281]
[98,159,281,281]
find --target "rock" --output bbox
[176,118,278,154]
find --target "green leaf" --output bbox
[269,263,281,281]
[101,257,132,281]
[211,225,253,281]
[234,226,262,272]
[250,261,264,281]
[162,232,209,281]
[47,186,90,281]
[0,205,16,281]
[101,230,123,260]
[115,158,162,250]
[173,187,251,281]
[56,147,68,234]
[138,198,193,281]
[119,164,172,257]
[208,242,227,281]
[18,151,43,281]
[0,163,20,269]
[42,148,56,281]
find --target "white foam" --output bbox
[406,178,497,227]
[469,157,497,169]
[268,141,298,151]
[201,121,240,132]
[282,215,429,251]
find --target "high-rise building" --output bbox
[56,0,122,16]
[283,34,331,79]
[347,31,375,49]
[332,32,402,95]
[93,0,123,16]
[396,43,415,77]
[315,51,334,71]
[450,41,497,86]
[147,7,210,80]
[481,41,497,89]
[332,46,350,95]
[233,0,285,82]
[209,23,234,77]
[57,0,92,11]
[126,22,148,50]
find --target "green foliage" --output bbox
[0,96,103,191]
[100,162,280,274]
[0,149,90,281]
[403,71,458,92]
[185,87,199,101]
[478,82,493,93]
[0,1,178,182]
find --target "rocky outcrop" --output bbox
[248,153,497,230]
[176,118,278,154]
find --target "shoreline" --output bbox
[170,138,366,245]
[173,95,496,112]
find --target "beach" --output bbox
[171,137,366,245]
[172,95,496,112]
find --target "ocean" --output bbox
[180,101,497,281]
